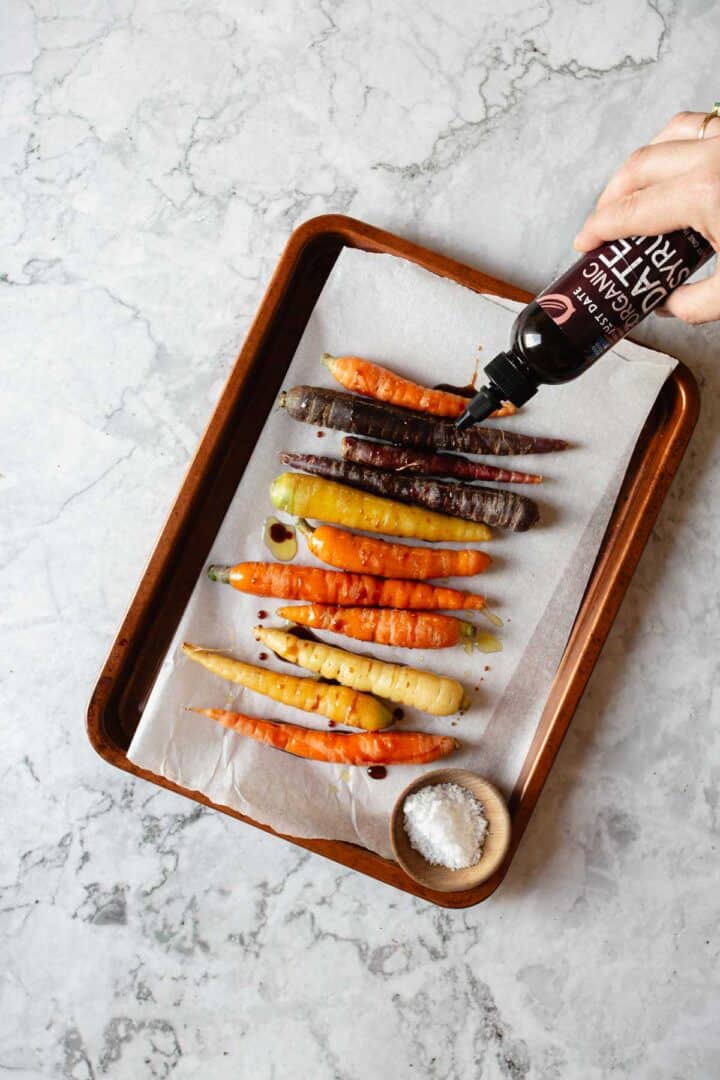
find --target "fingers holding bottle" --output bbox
[571,109,720,324]
[595,138,720,211]
[658,266,720,325]
[573,172,720,252]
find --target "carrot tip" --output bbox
[208,564,231,584]
[481,608,503,629]
[320,352,335,366]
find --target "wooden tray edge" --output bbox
[86,214,700,909]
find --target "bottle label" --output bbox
[536,230,714,361]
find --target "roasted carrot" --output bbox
[277,604,502,652]
[321,352,517,419]
[182,643,392,730]
[279,386,567,455]
[341,437,543,485]
[254,626,465,715]
[193,709,460,764]
[281,453,539,532]
[208,562,488,611]
[270,473,492,542]
[297,520,491,578]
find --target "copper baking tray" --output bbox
[87,214,699,908]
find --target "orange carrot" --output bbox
[193,709,459,764]
[277,604,490,649]
[297,521,491,579]
[322,352,517,419]
[208,562,487,611]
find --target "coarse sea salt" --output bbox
[403,782,488,870]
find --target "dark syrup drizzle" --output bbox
[269,522,294,544]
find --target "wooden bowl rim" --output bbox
[389,769,512,893]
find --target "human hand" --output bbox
[573,111,720,324]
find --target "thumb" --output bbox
[659,267,720,325]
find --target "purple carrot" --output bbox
[279,452,540,532]
[278,386,567,456]
[341,437,543,484]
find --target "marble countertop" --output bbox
[3,2,719,1077]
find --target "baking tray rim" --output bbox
[86,213,700,909]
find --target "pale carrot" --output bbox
[321,353,517,419]
[193,708,460,764]
[254,626,465,715]
[297,521,491,579]
[208,563,487,611]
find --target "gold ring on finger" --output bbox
[698,102,720,140]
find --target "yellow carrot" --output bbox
[253,626,465,716]
[182,643,392,731]
[270,473,492,542]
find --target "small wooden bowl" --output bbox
[389,769,512,892]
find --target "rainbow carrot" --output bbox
[321,353,517,419]
[298,521,490,578]
[208,563,488,611]
[254,625,465,715]
[279,386,567,455]
[278,604,502,652]
[341,437,542,485]
[280,453,539,531]
[182,642,392,730]
[270,473,492,542]
[193,709,460,764]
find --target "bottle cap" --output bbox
[456,386,502,430]
[484,351,538,405]
[456,351,539,429]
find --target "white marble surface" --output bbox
[2,1,719,1076]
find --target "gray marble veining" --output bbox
[2,1,719,1077]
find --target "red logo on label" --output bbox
[537,293,576,325]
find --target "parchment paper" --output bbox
[128,249,676,859]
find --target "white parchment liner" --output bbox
[128,249,675,858]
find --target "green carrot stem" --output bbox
[208,564,231,584]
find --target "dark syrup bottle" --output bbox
[457,229,715,429]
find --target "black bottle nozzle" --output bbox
[456,350,540,429]
[456,386,503,430]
